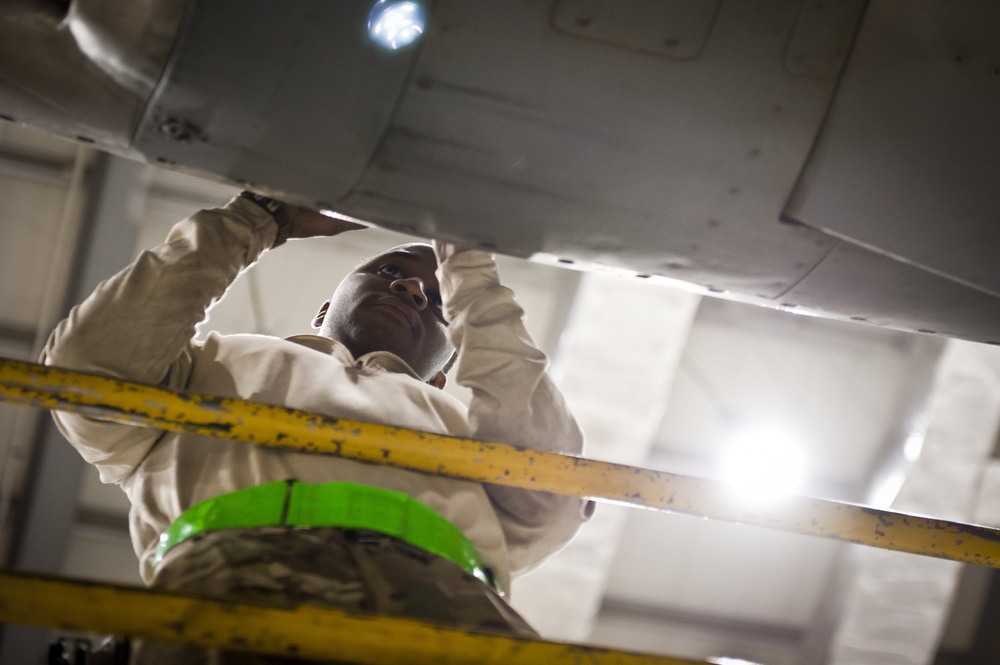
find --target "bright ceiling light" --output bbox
[720,425,806,504]
[871,469,906,508]
[368,1,426,50]
[903,415,928,462]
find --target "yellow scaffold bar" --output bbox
[0,569,706,665]
[3,357,1000,568]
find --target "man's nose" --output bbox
[390,277,428,310]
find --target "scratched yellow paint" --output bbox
[0,569,706,664]
[3,357,1000,568]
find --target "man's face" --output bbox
[316,243,454,381]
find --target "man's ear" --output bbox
[427,371,447,390]
[312,301,331,329]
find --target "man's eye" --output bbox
[377,264,403,279]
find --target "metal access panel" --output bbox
[130,0,417,201]
[336,0,862,298]
[125,0,869,301]
[550,0,722,60]
[785,0,1000,298]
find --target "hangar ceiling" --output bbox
[1,122,999,665]
[3,1,1000,663]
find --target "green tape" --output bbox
[154,481,497,592]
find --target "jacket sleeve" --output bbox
[40,197,279,483]
[436,249,592,577]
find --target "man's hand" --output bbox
[284,203,368,239]
[432,240,479,262]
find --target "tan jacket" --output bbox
[41,197,589,593]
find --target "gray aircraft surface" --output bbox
[2,0,997,343]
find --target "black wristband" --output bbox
[239,191,291,246]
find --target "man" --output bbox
[42,192,590,664]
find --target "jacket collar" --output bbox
[284,334,423,380]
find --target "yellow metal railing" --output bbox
[1,569,705,665]
[3,357,1000,568]
[3,355,1000,663]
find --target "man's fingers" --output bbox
[286,205,369,239]
[432,240,478,262]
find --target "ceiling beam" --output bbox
[0,152,145,664]
[0,148,73,187]
[0,323,35,348]
[510,273,700,640]
[598,597,805,645]
[826,340,1000,665]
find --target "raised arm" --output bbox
[40,195,362,482]
[435,244,591,576]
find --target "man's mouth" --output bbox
[375,297,419,332]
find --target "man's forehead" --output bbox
[357,243,437,269]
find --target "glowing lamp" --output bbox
[720,425,806,504]
[368,1,426,50]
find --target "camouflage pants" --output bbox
[131,527,536,665]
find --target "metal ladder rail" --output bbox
[3,355,1000,661]
[2,356,998,568]
[0,568,707,665]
